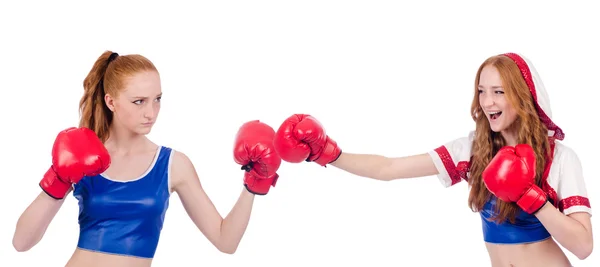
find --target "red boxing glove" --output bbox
[482,144,547,214]
[273,114,341,167]
[40,127,111,199]
[234,120,282,195]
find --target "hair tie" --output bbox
[102,52,119,89]
[108,52,119,64]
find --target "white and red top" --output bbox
[427,131,592,217]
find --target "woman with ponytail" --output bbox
[13,50,281,267]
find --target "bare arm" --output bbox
[12,190,70,252]
[171,151,254,254]
[535,204,593,259]
[330,152,439,181]
[534,147,594,260]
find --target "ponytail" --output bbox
[79,51,119,143]
[79,50,158,143]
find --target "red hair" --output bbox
[467,55,552,223]
[79,51,157,143]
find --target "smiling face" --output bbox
[468,54,555,228]
[477,65,519,136]
[105,70,162,136]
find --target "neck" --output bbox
[105,125,148,154]
[501,129,518,146]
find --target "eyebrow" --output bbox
[131,93,163,99]
[477,85,503,89]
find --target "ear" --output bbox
[105,93,116,112]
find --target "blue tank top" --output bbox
[480,195,551,244]
[72,146,172,258]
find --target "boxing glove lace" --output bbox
[234,120,282,195]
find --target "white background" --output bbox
[1,1,598,266]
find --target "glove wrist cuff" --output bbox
[517,185,548,214]
[243,172,279,195]
[39,166,72,200]
[313,137,342,166]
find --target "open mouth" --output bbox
[489,111,502,120]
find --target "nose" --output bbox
[143,103,155,119]
[480,92,494,108]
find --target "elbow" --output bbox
[372,169,391,181]
[217,244,238,254]
[14,246,30,253]
[12,238,32,252]
[214,238,239,254]
[220,248,237,255]
[575,250,592,261]
[374,174,395,182]
[12,226,41,252]
[374,166,396,181]
[575,241,593,260]
[375,157,402,181]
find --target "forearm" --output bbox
[218,189,255,253]
[535,202,593,259]
[330,152,391,180]
[13,192,65,251]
